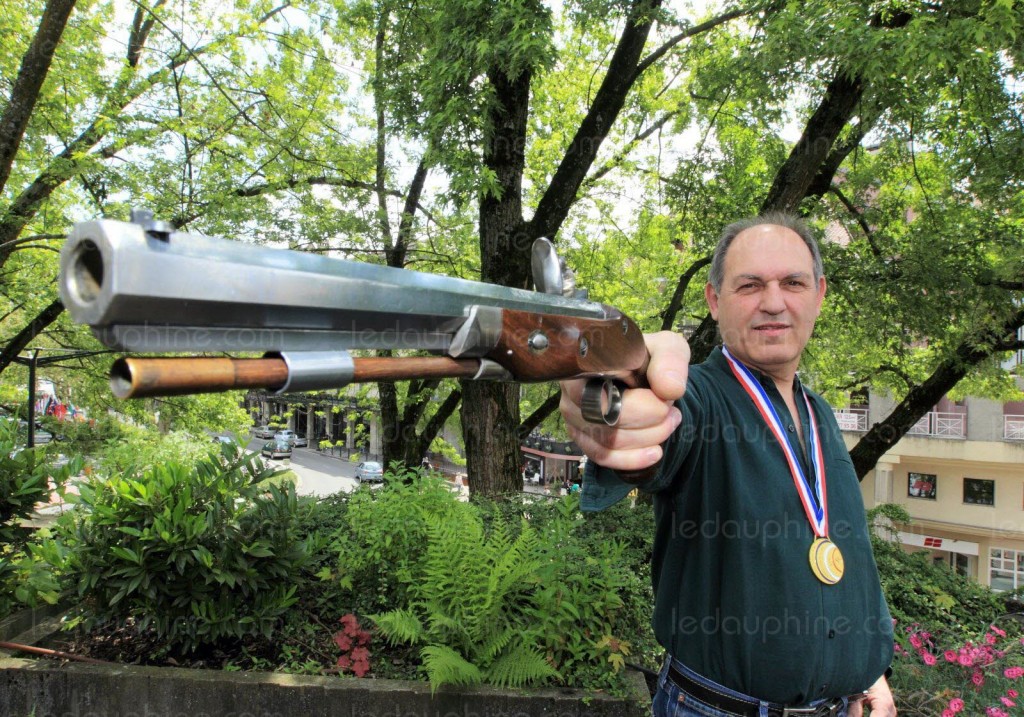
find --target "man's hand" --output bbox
[559,331,689,472]
[847,675,896,717]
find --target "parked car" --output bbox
[253,425,276,439]
[260,440,292,460]
[355,461,384,483]
[274,429,297,445]
[291,434,308,448]
[211,434,234,445]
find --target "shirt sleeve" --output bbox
[579,377,704,512]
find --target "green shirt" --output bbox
[581,347,893,704]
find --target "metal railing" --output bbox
[1005,415,1024,441]
[833,407,869,432]
[907,411,966,439]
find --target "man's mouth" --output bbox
[754,323,789,332]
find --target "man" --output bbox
[560,214,896,717]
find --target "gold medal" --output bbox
[809,537,844,585]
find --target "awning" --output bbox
[521,446,584,461]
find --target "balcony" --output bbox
[907,411,966,439]
[833,407,868,431]
[1005,415,1024,441]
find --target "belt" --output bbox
[666,663,853,717]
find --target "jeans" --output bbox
[651,656,849,717]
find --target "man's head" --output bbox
[704,213,827,382]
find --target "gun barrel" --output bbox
[59,219,611,353]
[111,354,487,399]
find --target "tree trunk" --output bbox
[460,63,533,496]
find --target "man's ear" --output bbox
[704,282,719,320]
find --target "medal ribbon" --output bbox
[722,347,828,537]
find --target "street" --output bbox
[245,437,361,498]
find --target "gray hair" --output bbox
[708,212,824,292]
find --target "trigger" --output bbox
[580,378,623,426]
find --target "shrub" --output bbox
[892,620,1024,716]
[373,505,558,691]
[0,420,80,617]
[339,472,646,694]
[57,444,314,652]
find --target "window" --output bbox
[963,478,995,506]
[990,548,1024,591]
[908,472,937,500]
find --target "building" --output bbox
[843,379,1024,590]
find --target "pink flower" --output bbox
[922,652,937,665]
[984,708,1008,717]
[959,654,974,667]
[949,698,965,712]
[991,625,1007,638]
[1008,689,1019,698]
[1000,696,1016,707]
[985,633,998,645]
[973,671,986,687]
[1004,666,1024,679]
[910,634,923,648]
[942,711,954,717]
[944,650,958,663]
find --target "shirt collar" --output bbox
[707,345,806,397]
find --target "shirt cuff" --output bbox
[579,460,638,512]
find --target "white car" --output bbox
[273,430,296,444]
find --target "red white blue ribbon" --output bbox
[722,347,828,537]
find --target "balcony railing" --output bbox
[907,411,966,439]
[833,407,868,432]
[1005,415,1024,441]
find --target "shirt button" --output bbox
[828,629,836,639]
[787,424,795,432]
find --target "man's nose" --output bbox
[760,282,786,314]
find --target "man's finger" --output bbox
[644,331,690,402]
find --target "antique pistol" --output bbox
[57,212,649,426]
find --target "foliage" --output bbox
[869,505,1007,634]
[333,613,372,677]
[95,423,213,475]
[324,469,648,693]
[372,502,559,691]
[0,420,81,617]
[54,444,315,652]
[892,621,1024,717]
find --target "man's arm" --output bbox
[559,331,690,474]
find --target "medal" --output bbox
[723,347,843,585]
[809,537,845,585]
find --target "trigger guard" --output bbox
[580,378,622,426]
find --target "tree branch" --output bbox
[0,0,77,196]
[518,390,562,441]
[0,299,65,374]
[527,0,662,242]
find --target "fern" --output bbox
[484,643,559,689]
[372,607,424,645]
[421,645,483,691]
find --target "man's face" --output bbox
[705,224,826,381]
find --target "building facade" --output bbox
[845,383,1024,590]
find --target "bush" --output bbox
[56,444,315,652]
[0,420,80,617]
[329,470,648,694]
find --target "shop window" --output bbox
[907,472,937,500]
[990,548,1024,591]
[963,478,995,506]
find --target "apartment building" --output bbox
[841,375,1024,590]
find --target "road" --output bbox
[245,438,362,498]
